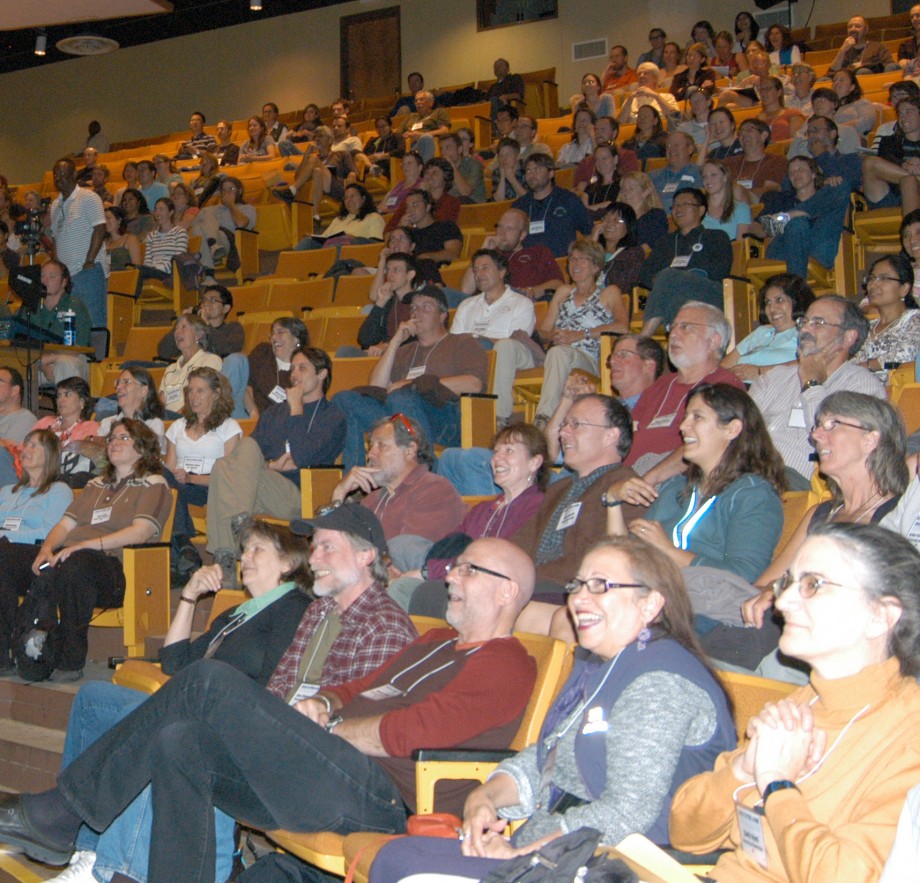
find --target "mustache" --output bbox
[798,332,816,345]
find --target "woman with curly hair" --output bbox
[293,182,384,250]
[0,418,171,680]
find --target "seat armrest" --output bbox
[413,749,514,763]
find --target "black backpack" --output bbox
[12,575,59,682]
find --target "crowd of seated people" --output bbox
[5,8,920,882]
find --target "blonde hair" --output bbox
[620,171,663,213]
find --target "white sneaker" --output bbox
[48,851,97,882]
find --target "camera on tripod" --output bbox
[14,199,49,253]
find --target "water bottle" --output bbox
[61,309,76,347]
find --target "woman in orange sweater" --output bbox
[670,521,920,881]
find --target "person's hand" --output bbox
[387,379,413,392]
[268,452,296,472]
[183,564,223,600]
[562,373,597,401]
[749,700,827,794]
[701,79,714,91]
[461,795,507,858]
[374,282,395,307]
[608,475,658,507]
[392,318,418,346]
[31,546,56,575]
[173,468,188,484]
[741,587,775,628]
[294,697,330,726]
[905,157,920,177]
[628,518,671,551]
[286,380,303,410]
[367,343,387,357]
[336,466,382,499]
[482,234,499,250]
[798,339,844,386]
[841,35,856,51]
[731,363,762,382]
[551,328,583,346]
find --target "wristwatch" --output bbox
[761,779,798,805]
[601,492,624,508]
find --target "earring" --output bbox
[637,623,651,652]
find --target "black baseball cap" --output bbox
[408,285,449,313]
[291,503,388,557]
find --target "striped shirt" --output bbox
[750,361,885,482]
[143,225,189,273]
[50,187,106,276]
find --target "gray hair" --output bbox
[819,294,870,356]
[680,301,732,357]
[816,392,908,499]
[345,531,390,585]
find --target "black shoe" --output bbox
[0,794,73,866]
[177,542,202,576]
[272,187,296,204]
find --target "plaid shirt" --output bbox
[266,582,416,699]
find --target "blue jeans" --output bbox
[277,140,304,157]
[57,660,407,883]
[332,387,461,470]
[766,217,838,279]
[221,353,250,418]
[63,682,234,883]
[71,263,107,328]
[436,447,498,496]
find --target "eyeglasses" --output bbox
[389,412,416,438]
[559,418,609,431]
[772,570,847,600]
[445,561,511,581]
[610,348,641,361]
[796,316,842,330]
[107,434,133,444]
[812,417,866,433]
[672,201,703,211]
[114,378,142,388]
[866,274,902,284]
[199,296,224,305]
[564,577,647,594]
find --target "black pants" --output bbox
[0,543,124,670]
[57,660,407,883]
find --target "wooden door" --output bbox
[340,7,401,102]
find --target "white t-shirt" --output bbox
[98,413,167,453]
[451,287,536,339]
[165,418,242,475]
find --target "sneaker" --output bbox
[49,850,97,882]
[177,542,202,576]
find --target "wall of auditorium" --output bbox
[0,0,885,184]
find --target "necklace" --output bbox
[832,491,886,525]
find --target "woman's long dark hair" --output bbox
[338,183,378,221]
[101,418,164,483]
[682,383,787,498]
[122,366,165,420]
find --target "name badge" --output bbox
[788,407,806,429]
[410,122,423,131]
[386,196,398,207]
[736,802,769,868]
[165,387,183,407]
[582,706,609,735]
[406,365,425,380]
[91,507,112,525]
[361,684,404,700]
[183,456,205,473]
[662,182,678,194]
[738,178,754,189]
[2,517,22,531]
[288,682,320,705]
[285,440,291,453]
[268,385,287,404]
[556,502,582,531]
[647,412,676,429]
[529,220,545,235]
[907,513,920,544]
[670,255,691,269]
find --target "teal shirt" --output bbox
[22,290,92,346]
[646,473,783,582]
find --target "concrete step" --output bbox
[0,718,65,792]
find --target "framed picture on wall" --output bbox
[477,0,558,31]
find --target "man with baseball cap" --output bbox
[0,538,537,880]
[332,285,489,469]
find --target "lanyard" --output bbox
[384,638,481,695]
[671,488,718,549]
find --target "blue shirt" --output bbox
[649,164,703,212]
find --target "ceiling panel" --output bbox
[0,1,172,32]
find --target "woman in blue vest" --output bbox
[368,534,736,880]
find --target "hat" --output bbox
[408,285,449,313]
[291,503,388,557]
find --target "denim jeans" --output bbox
[332,387,461,470]
[765,216,838,279]
[221,353,250,418]
[63,682,234,883]
[435,447,498,496]
[57,660,407,883]
[71,263,107,328]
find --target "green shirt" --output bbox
[21,290,92,346]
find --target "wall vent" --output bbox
[573,38,607,62]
